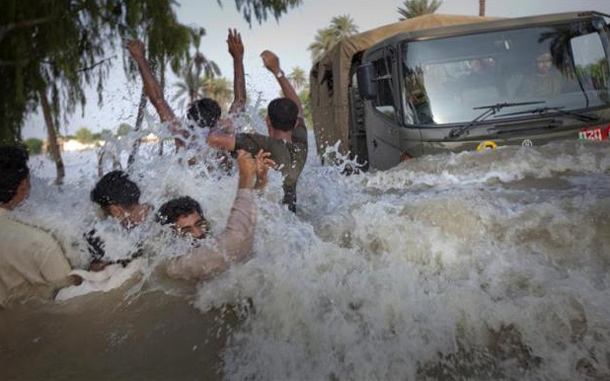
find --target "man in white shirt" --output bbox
[0,146,74,307]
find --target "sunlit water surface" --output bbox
[2,125,610,380]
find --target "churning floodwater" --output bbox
[2,124,610,380]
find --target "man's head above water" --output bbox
[0,146,30,210]
[266,97,299,135]
[91,170,150,227]
[156,196,208,240]
[187,98,222,129]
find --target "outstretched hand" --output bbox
[254,150,276,190]
[127,40,146,60]
[260,50,281,75]
[227,28,244,61]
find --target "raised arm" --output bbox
[261,50,303,117]
[166,151,258,281]
[127,40,188,148]
[227,29,246,114]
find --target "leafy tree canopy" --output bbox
[397,0,443,21]
[25,138,43,154]
[117,122,133,137]
[75,127,94,143]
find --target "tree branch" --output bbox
[77,55,117,72]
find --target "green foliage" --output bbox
[308,15,359,62]
[75,127,94,143]
[227,0,303,25]
[258,107,267,120]
[117,123,133,137]
[1,0,302,144]
[201,77,233,111]
[299,89,313,128]
[1,0,192,144]
[24,138,43,154]
[397,0,443,20]
[289,67,307,92]
[172,28,222,105]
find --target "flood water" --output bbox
[2,132,610,380]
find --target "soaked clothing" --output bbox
[0,208,72,307]
[166,189,256,281]
[234,118,308,212]
[84,229,143,268]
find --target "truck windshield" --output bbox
[402,19,610,126]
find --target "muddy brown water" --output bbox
[0,282,237,381]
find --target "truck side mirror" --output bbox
[357,63,378,100]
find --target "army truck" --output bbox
[310,12,610,170]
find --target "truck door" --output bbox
[365,49,404,170]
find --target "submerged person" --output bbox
[126,30,247,170]
[207,48,308,212]
[156,150,273,242]
[162,150,271,281]
[86,170,152,270]
[0,146,76,306]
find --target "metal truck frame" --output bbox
[310,12,610,171]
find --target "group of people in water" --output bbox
[0,29,308,306]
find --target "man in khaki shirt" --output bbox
[0,146,73,307]
[161,150,273,281]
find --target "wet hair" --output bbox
[156,196,203,225]
[0,146,29,204]
[268,98,298,132]
[91,170,140,210]
[187,98,221,129]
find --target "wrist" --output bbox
[238,173,255,189]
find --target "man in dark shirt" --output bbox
[207,49,308,212]
[86,171,152,270]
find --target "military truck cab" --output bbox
[310,12,610,171]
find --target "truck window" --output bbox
[401,19,610,125]
[372,57,397,122]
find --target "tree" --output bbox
[308,15,359,61]
[201,77,233,112]
[397,0,443,20]
[330,15,359,39]
[226,0,303,25]
[171,28,221,106]
[25,138,43,155]
[299,89,313,128]
[1,0,196,184]
[117,123,133,137]
[75,127,94,143]
[289,67,307,92]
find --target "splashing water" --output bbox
[8,117,610,380]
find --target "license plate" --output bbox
[578,126,610,140]
[578,128,602,140]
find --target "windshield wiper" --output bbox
[447,101,546,139]
[493,106,600,123]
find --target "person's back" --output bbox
[207,49,308,212]
[0,146,72,306]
